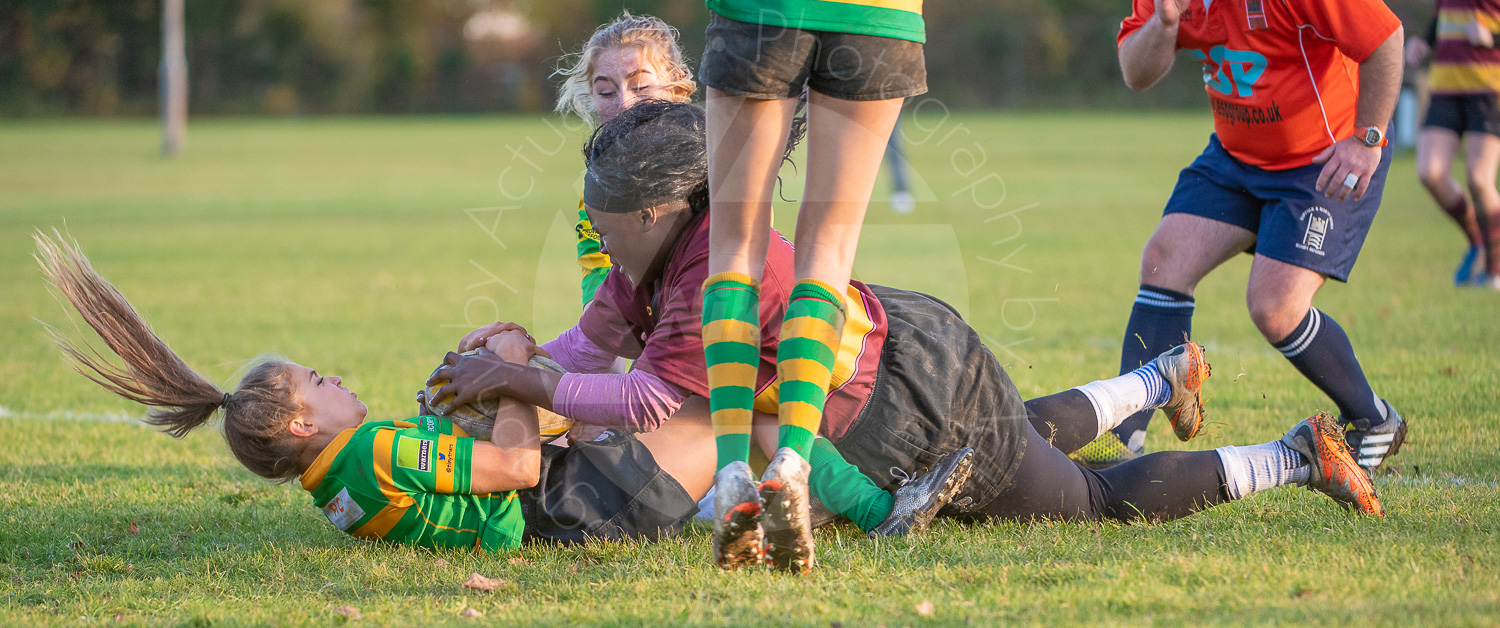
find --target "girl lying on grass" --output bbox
[34,231,969,552]
[36,217,1379,558]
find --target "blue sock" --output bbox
[1111,284,1194,451]
[1272,308,1385,425]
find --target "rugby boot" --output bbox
[712,461,764,570]
[1281,413,1385,516]
[1152,341,1211,442]
[1069,431,1140,470]
[759,448,814,574]
[1342,399,1408,478]
[869,448,975,538]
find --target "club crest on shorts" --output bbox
[1296,206,1332,256]
[397,436,432,472]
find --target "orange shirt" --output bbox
[1119,0,1400,170]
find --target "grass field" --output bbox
[1,112,1497,626]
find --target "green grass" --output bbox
[2,113,1497,626]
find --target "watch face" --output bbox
[1364,127,1383,146]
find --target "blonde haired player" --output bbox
[554,12,695,305]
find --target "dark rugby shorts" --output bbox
[1424,93,1500,137]
[520,429,698,544]
[1162,132,1393,282]
[832,286,1027,516]
[698,12,927,101]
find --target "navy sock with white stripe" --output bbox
[1272,308,1385,425]
[1111,284,1195,451]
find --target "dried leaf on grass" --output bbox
[460,607,484,618]
[462,572,506,592]
[916,600,935,617]
[334,605,362,620]
[434,559,450,568]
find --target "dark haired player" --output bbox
[1074,0,1408,474]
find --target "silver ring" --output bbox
[1342,172,1359,188]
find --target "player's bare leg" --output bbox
[1140,214,1258,294]
[793,94,905,288]
[1247,255,1404,475]
[1245,256,1323,341]
[1463,131,1500,288]
[703,89,798,570]
[1075,214,1253,467]
[758,93,903,573]
[1417,128,1485,284]
[705,90,796,284]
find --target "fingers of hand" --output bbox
[1352,177,1371,201]
[460,322,524,352]
[1312,143,1336,164]
[1327,165,1353,200]
[1338,147,1379,201]
[1315,160,1338,193]
[428,382,454,408]
[1348,161,1377,202]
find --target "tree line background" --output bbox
[1,0,1431,117]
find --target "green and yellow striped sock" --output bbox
[809,437,892,532]
[775,278,848,460]
[702,272,762,470]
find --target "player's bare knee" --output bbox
[1417,165,1450,192]
[1140,237,1188,287]
[1246,292,1304,340]
[1463,170,1498,199]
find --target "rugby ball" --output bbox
[424,352,574,443]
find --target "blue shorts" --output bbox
[1163,134,1392,282]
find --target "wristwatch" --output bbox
[1355,125,1387,147]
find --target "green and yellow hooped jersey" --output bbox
[707,0,925,43]
[577,198,612,305]
[299,416,525,552]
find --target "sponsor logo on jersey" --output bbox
[1191,46,1268,98]
[1296,206,1333,255]
[397,436,432,472]
[420,416,440,432]
[1210,97,1283,126]
[322,487,366,531]
[439,441,455,475]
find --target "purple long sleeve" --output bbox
[541,324,622,374]
[552,370,686,432]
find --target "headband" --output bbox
[582,105,704,213]
[581,169,648,214]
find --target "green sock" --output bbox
[702,272,762,470]
[775,279,847,460]
[809,437,892,532]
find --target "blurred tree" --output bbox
[0,0,1436,117]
